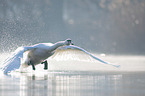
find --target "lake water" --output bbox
[1,71,145,96]
[0,53,145,96]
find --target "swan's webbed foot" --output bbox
[41,60,48,70]
[28,61,35,70]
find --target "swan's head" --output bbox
[64,38,74,45]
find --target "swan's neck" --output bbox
[49,41,65,51]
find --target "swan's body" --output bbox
[1,39,73,73]
[22,43,54,67]
[0,39,120,73]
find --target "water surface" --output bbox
[1,71,145,96]
[0,53,145,96]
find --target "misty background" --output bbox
[0,0,145,55]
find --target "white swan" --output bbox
[0,39,120,73]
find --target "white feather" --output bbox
[57,45,120,68]
[0,46,34,73]
[0,47,25,73]
[0,44,120,73]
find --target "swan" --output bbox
[0,39,120,73]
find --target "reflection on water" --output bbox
[1,53,145,96]
[1,71,145,96]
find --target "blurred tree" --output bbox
[0,0,145,54]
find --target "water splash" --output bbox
[0,52,145,73]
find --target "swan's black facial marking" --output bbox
[66,39,74,45]
[67,40,71,45]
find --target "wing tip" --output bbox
[113,65,121,68]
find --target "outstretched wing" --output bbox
[0,47,26,73]
[55,45,120,68]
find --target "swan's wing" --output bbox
[55,45,120,68]
[0,47,30,73]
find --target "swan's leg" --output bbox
[32,64,35,70]
[41,60,48,70]
[28,61,35,70]
[44,61,48,70]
